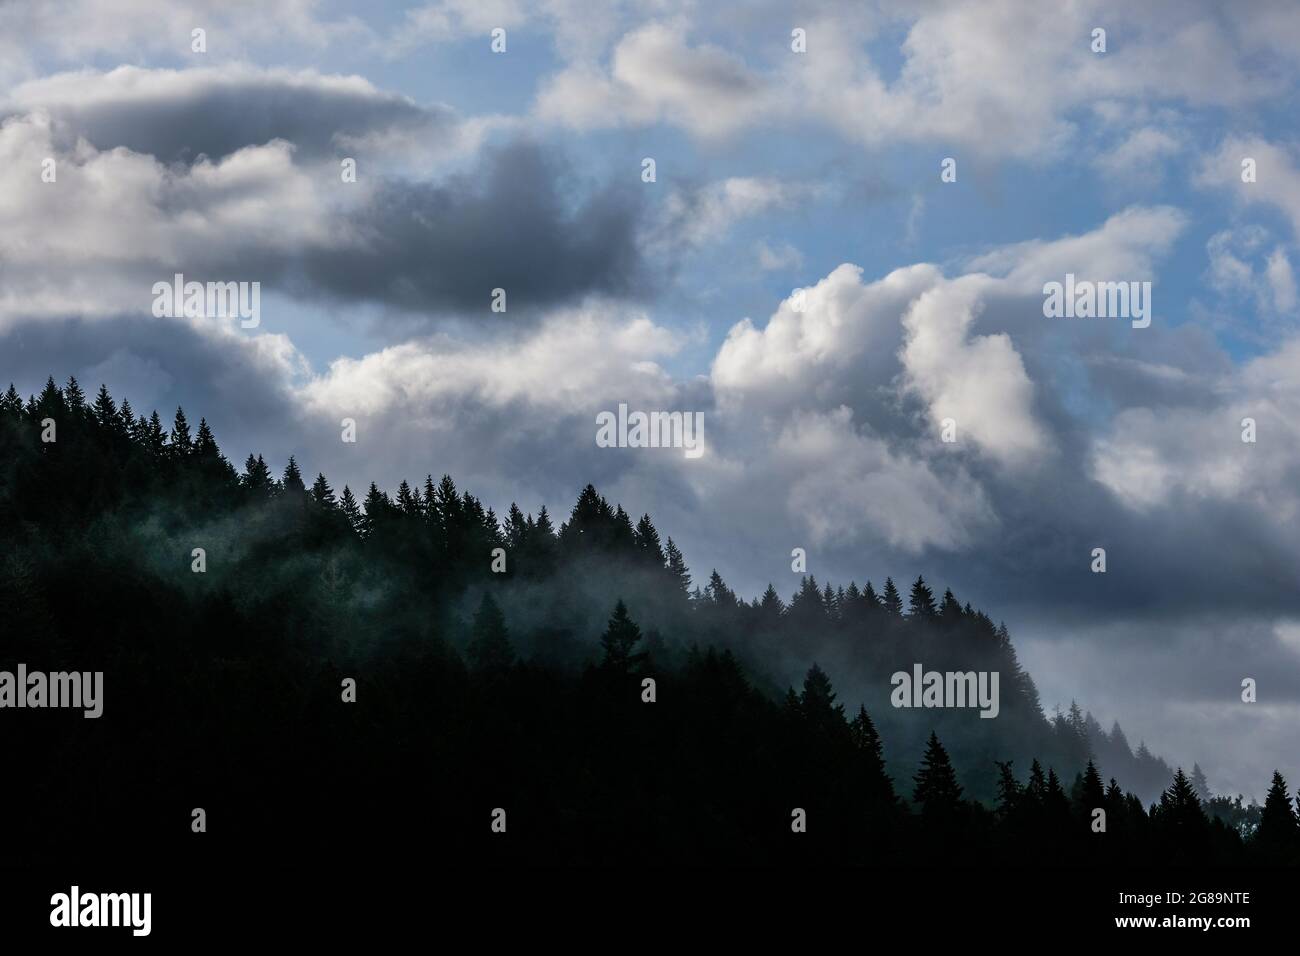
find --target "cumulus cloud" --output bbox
[0,104,650,328]
[536,2,1300,159]
[898,276,1050,465]
[536,21,769,138]
[1090,336,1300,518]
[776,406,995,553]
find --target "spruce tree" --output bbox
[850,705,895,804]
[282,456,306,495]
[1255,770,1298,860]
[311,473,337,509]
[600,599,646,673]
[881,577,904,618]
[339,486,363,534]
[171,406,193,455]
[664,537,692,597]
[907,575,937,618]
[912,731,964,820]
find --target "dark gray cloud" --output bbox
[12,67,451,163]
[293,140,650,321]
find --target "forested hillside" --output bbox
[1,376,1295,865]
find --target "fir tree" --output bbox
[171,406,193,455]
[664,537,692,597]
[907,575,937,618]
[912,731,964,820]
[1255,770,1298,859]
[881,577,904,618]
[339,485,363,533]
[282,456,306,495]
[599,599,646,673]
[311,473,337,509]
[850,706,895,804]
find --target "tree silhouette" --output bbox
[599,599,646,673]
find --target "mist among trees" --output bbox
[1,377,1295,865]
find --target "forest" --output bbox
[1,376,1297,866]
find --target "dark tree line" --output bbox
[0,377,1294,865]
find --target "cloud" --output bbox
[297,140,650,320]
[755,240,803,272]
[1090,336,1300,518]
[1266,247,1298,313]
[776,406,996,553]
[536,21,769,138]
[0,111,335,327]
[898,275,1050,466]
[1197,136,1300,239]
[534,2,1300,161]
[0,107,650,328]
[5,65,458,165]
[654,177,817,249]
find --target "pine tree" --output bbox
[63,376,86,417]
[758,584,785,627]
[466,592,514,671]
[799,663,845,734]
[92,385,117,430]
[850,705,895,804]
[146,411,167,456]
[1078,760,1105,819]
[881,577,904,618]
[242,454,274,496]
[634,513,664,566]
[937,587,963,625]
[117,398,136,437]
[599,599,646,673]
[361,483,393,536]
[505,503,528,550]
[171,406,193,455]
[193,418,220,459]
[1255,770,1298,859]
[1152,768,1210,857]
[907,575,937,618]
[664,537,692,597]
[282,456,306,495]
[912,731,963,820]
[311,473,337,509]
[339,485,363,533]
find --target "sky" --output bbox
[2,0,1299,799]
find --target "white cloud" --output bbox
[1197,137,1300,239]
[536,21,769,138]
[777,406,995,553]
[1267,247,1298,313]
[898,275,1050,465]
